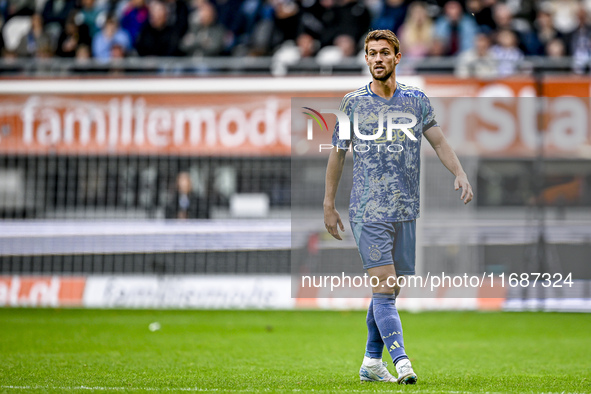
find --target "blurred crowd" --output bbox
[0,0,590,71]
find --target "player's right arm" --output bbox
[324,92,355,240]
[324,148,346,240]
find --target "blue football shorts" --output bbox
[351,220,416,275]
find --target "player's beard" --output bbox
[371,64,394,81]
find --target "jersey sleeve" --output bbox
[331,94,354,150]
[421,93,438,133]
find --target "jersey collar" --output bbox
[367,81,400,104]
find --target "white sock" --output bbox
[363,356,382,366]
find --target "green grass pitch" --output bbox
[0,309,590,393]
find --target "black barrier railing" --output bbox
[0,56,585,77]
[0,155,291,220]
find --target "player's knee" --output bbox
[375,277,400,295]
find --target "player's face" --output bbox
[365,40,401,81]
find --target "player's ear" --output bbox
[394,52,402,65]
[364,53,369,66]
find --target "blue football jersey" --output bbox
[332,81,438,223]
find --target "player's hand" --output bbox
[454,173,474,204]
[324,206,345,240]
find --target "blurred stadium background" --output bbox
[0,0,591,311]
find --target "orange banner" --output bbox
[423,77,591,157]
[0,276,86,307]
[0,93,292,156]
[0,76,589,156]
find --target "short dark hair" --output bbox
[364,30,400,54]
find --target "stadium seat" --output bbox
[2,16,32,51]
[230,193,270,218]
[315,46,345,66]
[271,43,300,76]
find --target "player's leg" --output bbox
[354,222,405,366]
[364,298,383,359]
[359,298,397,382]
[367,263,416,384]
[388,220,418,384]
[361,220,417,384]
[352,222,396,383]
[353,221,385,362]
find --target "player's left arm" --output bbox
[424,126,474,204]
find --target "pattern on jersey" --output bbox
[332,82,438,223]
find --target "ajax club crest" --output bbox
[369,244,382,262]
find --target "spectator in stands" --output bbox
[317,0,371,49]
[566,4,591,73]
[15,13,52,57]
[35,35,55,58]
[0,2,6,23]
[269,0,300,51]
[180,0,225,56]
[2,0,35,20]
[163,0,189,41]
[332,0,371,46]
[398,1,433,59]
[297,0,325,42]
[565,5,591,55]
[490,28,523,76]
[528,8,564,56]
[371,0,408,34]
[455,32,497,79]
[240,0,299,56]
[41,0,76,31]
[109,43,127,74]
[136,0,181,56]
[465,0,495,33]
[493,2,536,54]
[214,0,244,40]
[492,3,516,31]
[546,0,581,34]
[270,32,318,75]
[315,33,356,65]
[55,14,91,57]
[110,43,126,58]
[428,37,447,57]
[334,33,356,56]
[2,49,17,61]
[316,0,336,47]
[75,43,91,62]
[165,171,209,219]
[296,32,319,58]
[77,0,106,38]
[120,0,149,45]
[2,0,585,66]
[71,43,99,72]
[228,0,273,56]
[92,16,131,60]
[434,1,478,55]
[546,37,566,58]
[511,0,537,27]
